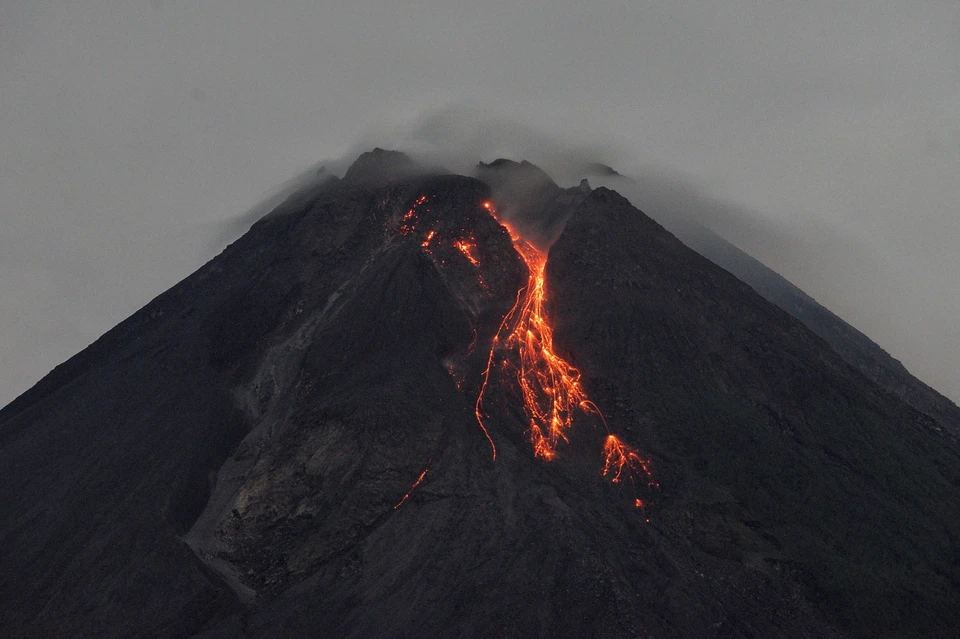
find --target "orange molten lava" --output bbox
[501,236,591,459]
[602,435,650,484]
[474,201,655,511]
[602,435,656,518]
[475,202,594,460]
[454,239,481,268]
[400,195,428,235]
[399,196,655,514]
[393,467,429,509]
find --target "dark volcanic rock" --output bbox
[1,152,958,638]
[677,224,960,440]
[581,165,960,442]
[547,187,960,637]
[341,147,425,185]
[476,159,572,248]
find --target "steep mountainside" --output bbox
[677,225,960,439]
[546,187,960,636]
[585,165,960,440]
[1,151,958,638]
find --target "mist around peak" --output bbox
[203,105,955,405]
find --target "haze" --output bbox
[1,1,958,406]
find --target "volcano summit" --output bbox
[1,150,959,638]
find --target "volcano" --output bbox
[2,149,959,638]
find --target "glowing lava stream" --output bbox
[478,232,591,461]
[472,202,656,510]
[399,195,655,510]
[393,467,429,509]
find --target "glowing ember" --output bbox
[467,328,479,355]
[400,195,428,235]
[393,467,429,509]
[602,435,657,513]
[602,435,649,483]
[421,230,436,249]
[454,239,481,268]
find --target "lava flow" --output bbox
[480,232,589,461]
[602,435,653,485]
[454,239,481,268]
[399,195,655,510]
[393,466,429,509]
[474,201,655,508]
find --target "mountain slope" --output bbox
[677,224,960,439]
[547,186,960,636]
[1,151,958,638]
[584,165,960,440]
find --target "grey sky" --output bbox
[2,1,959,406]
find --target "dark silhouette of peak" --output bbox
[1,149,959,638]
[677,224,960,439]
[341,147,422,185]
[475,159,569,249]
[584,162,621,177]
[582,166,960,440]
[477,158,560,195]
[482,157,517,169]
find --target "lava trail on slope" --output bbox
[397,193,656,510]
[473,203,657,509]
